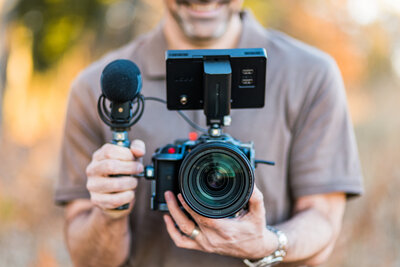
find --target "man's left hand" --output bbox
[163,186,277,259]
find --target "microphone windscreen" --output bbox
[101,59,142,102]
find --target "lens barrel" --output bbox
[179,142,254,218]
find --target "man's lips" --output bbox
[187,2,220,12]
[176,0,230,4]
[177,1,228,18]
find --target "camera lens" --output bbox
[205,168,227,190]
[179,142,254,218]
[192,153,242,208]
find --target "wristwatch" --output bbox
[243,226,288,267]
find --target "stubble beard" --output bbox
[170,8,234,43]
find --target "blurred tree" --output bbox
[13,0,105,71]
[0,0,13,134]
[1,0,140,131]
[245,0,366,87]
[10,0,139,71]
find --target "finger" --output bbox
[93,144,134,161]
[130,139,146,159]
[248,185,265,216]
[87,176,138,193]
[164,191,196,236]
[86,159,143,177]
[177,194,222,229]
[163,214,202,250]
[90,190,134,210]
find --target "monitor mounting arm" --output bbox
[203,57,232,136]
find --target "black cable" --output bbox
[254,159,275,167]
[131,98,141,118]
[144,96,208,133]
[143,96,166,103]
[177,110,208,133]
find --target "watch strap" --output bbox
[243,226,288,267]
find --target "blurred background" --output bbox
[0,0,399,266]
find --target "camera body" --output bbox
[149,133,255,219]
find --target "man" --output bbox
[55,0,363,266]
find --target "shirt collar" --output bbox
[141,9,269,79]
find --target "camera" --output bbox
[149,133,255,219]
[97,49,273,214]
[142,48,270,218]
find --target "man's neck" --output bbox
[163,13,243,50]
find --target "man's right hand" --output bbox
[85,139,146,219]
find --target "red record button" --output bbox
[167,147,176,154]
[189,132,198,141]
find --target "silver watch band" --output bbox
[243,226,288,267]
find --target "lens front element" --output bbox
[180,142,254,218]
[193,153,243,209]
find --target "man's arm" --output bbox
[64,140,145,267]
[65,200,131,267]
[276,192,345,265]
[163,187,346,266]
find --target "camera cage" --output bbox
[143,49,273,218]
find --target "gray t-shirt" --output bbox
[55,10,363,267]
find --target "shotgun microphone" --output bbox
[98,59,144,210]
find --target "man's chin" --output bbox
[184,34,219,44]
[182,24,227,43]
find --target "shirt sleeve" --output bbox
[54,77,104,205]
[289,57,363,199]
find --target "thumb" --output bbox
[248,185,265,216]
[130,139,146,159]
